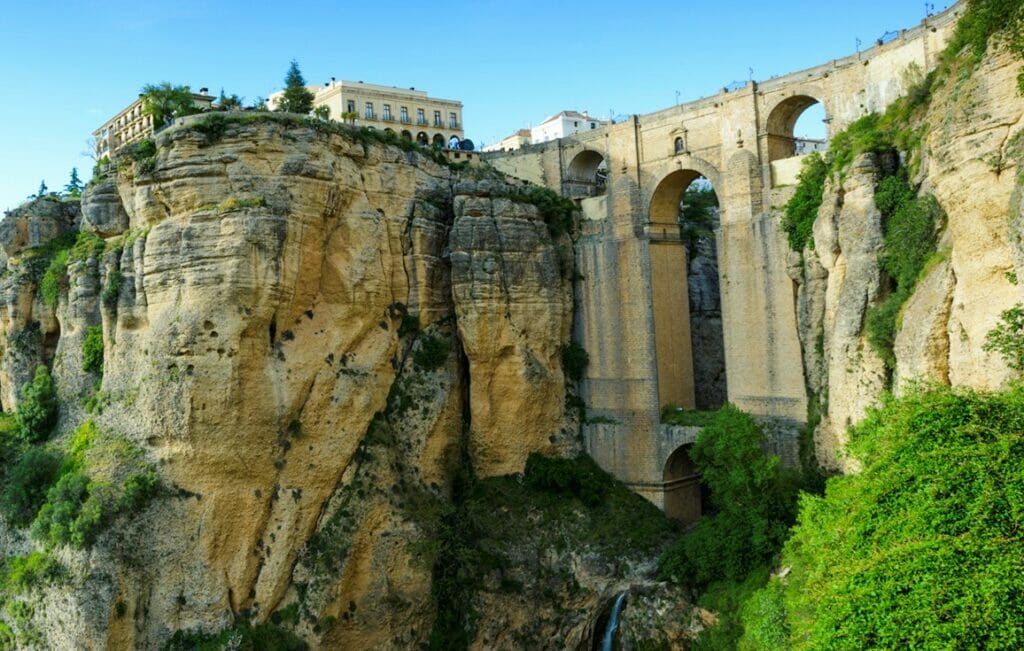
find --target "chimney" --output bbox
[199,87,209,95]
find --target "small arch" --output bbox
[432,133,446,148]
[663,444,705,525]
[400,130,412,141]
[674,137,685,154]
[566,149,608,198]
[765,95,829,162]
[449,135,462,150]
[416,131,429,145]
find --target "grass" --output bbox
[661,404,718,427]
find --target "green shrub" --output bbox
[984,303,1024,370]
[659,404,799,587]
[163,621,307,651]
[119,471,159,512]
[14,366,58,444]
[39,250,69,308]
[4,552,57,593]
[780,153,827,251]
[82,326,104,375]
[560,341,589,383]
[413,334,450,372]
[692,567,771,651]
[523,453,609,507]
[736,578,788,651]
[32,471,91,547]
[767,384,1024,648]
[0,448,61,527]
[661,404,717,427]
[101,271,123,307]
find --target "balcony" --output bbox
[382,114,393,122]
[416,119,427,126]
[365,113,376,121]
[449,121,460,129]
[400,116,411,124]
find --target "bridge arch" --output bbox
[564,149,608,198]
[764,90,830,162]
[647,163,727,412]
[663,443,704,524]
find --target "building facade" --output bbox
[530,111,609,144]
[92,89,215,159]
[482,129,532,152]
[268,80,464,147]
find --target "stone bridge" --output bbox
[482,5,962,518]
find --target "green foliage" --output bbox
[523,453,609,507]
[659,405,799,587]
[119,471,159,513]
[780,153,827,251]
[39,249,69,307]
[412,334,450,372]
[944,0,1024,82]
[0,448,61,527]
[191,112,231,146]
[824,114,888,177]
[15,366,58,443]
[4,552,57,594]
[764,384,1024,649]
[984,303,1024,370]
[865,175,943,370]
[311,105,330,121]
[102,271,123,307]
[680,184,719,251]
[63,168,83,198]
[518,186,576,237]
[163,621,308,651]
[736,577,789,651]
[560,341,589,383]
[661,404,717,427]
[140,82,199,127]
[275,61,315,114]
[82,326,103,375]
[692,567,772,651]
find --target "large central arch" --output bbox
[648,166,726,412]
[765,94,829,163]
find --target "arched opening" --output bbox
[401,130,412,141]
[649,170,727,413]
[674,136,685,154]
[416,131,429,145]
[766,95,828,162]
[383,127,395,136]
[663,444,705,525]
[432,133,445,148]
[448,135,462,150]
[565,150,608,198]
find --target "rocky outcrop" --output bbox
[687,220,727,411]
[0,117,668,649]
[792,48,1024,471]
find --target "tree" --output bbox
[250,97,269,112]
[64,168,83,198]
[217,89,244,111]
[274,60,315,114]
[140,82,199,127]
[312,105,330,121]
[15,366,58,444]
[35,180,48,198]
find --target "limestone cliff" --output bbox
[0,117,692,649]
[791,48,1024,471]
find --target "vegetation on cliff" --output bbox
[739,384,1024,649]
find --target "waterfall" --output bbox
[601,592,627,651]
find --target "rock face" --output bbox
[792,48,1024,471]
[0,118,690,649]
[687,219,727,411]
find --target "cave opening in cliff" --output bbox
[766,94,829,163]
[649,170,727,412]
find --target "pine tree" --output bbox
[275,60,315,114]
[36,180,48,198]
[64,168,83,198]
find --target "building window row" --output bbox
[339,100,458,129]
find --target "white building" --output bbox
[530,111,609,144]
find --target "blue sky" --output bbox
[0,0,949,212]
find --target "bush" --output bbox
[984,303,1024,370]
[39,250,69,308]
[82,326,104,375]
[101,271,123,307]
[163,621,308,651]
[659,405,799,587]
[523,453,609,507]
[4,551,57,593]
[560,341,589,383]
[767,384,1024,648]
[119,471,159,512]
[31,471,91,547]
[661,404,717,427]
[0,448,61,527]
[413,334,450,372]
[780,153,827,251]
[15,366,58,443]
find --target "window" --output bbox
[365,102,374,119]
[346,100,356,113]
[590,123,596,129]
[574,121,578,127]
[674,137,685,153]
[383,104,392,120]
[400,106,409,123]
[433,110,442,126]
[417,108,426,125]
[449,112,458,128]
